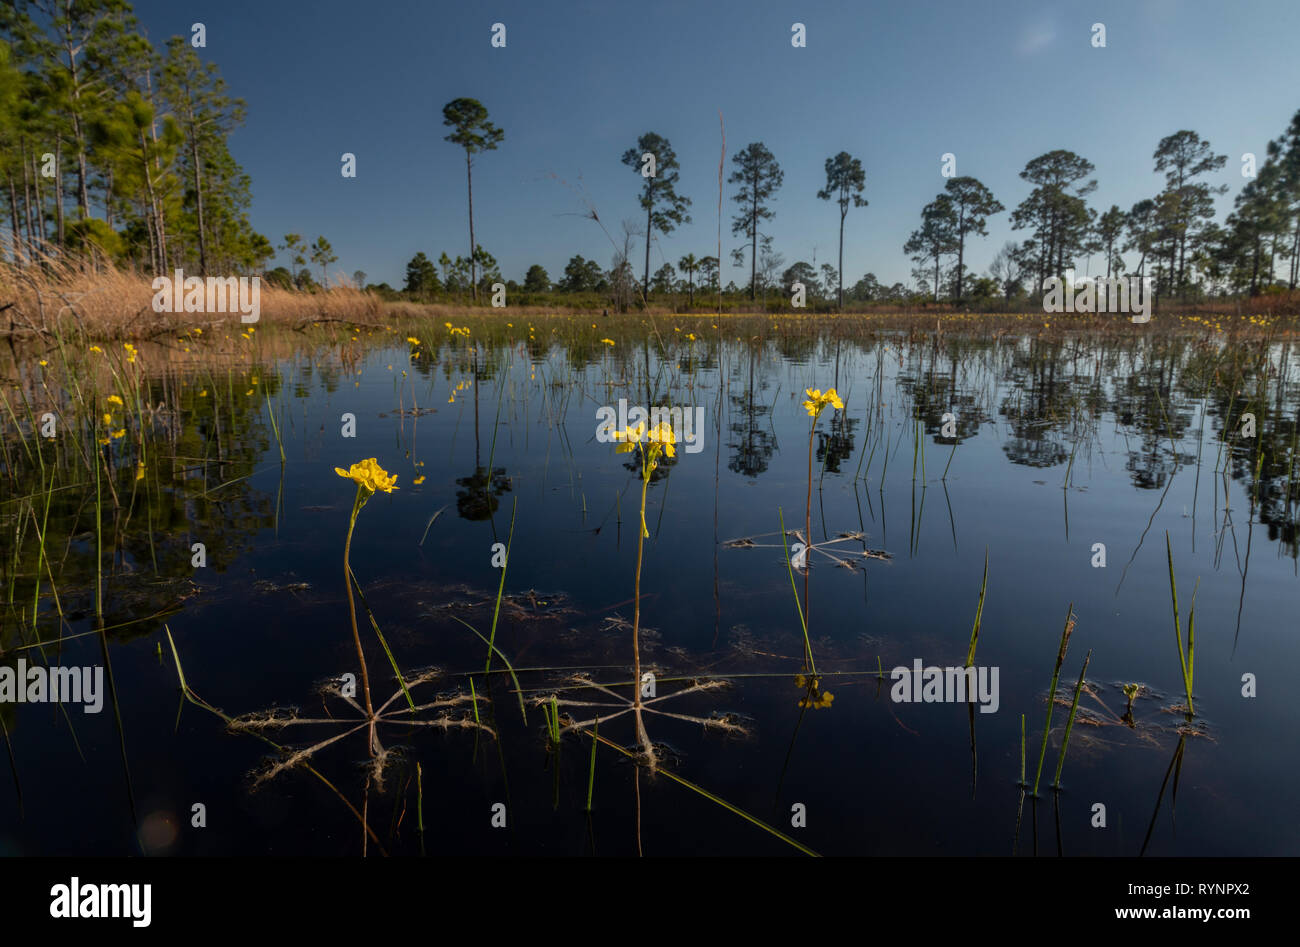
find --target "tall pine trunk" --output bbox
[190,133,208,275]
[749,181,758,300]
[466,151,477,302]
[837,210,845,310]
[7,174,21,264]
[54,139,64,248]
[644,186,652,302]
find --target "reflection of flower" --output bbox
[335,458,399,495]
[802,387,843,418]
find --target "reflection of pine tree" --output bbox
[455,467,510,520]
[728,350,777,478]
[815,413,858,473]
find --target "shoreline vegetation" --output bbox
[3,256,1299,346]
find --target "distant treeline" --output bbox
[414,98,1300,312]
[3,1,1298,312]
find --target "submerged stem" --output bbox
[631,466,652,766]
[343,486,376,754]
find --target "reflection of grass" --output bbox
[965,547,988,668]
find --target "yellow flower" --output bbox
[39,359,47,366]
[335,458,399,494]
[102,413,113,425]
[600,338,615,345]
[110,428,126,439]
[89,345,103,353]
[106,395,124,406]
[199,389,208,397]
[613,420,677,466]
[802,387,844,417]
[413,475,426,485]
[796,674,834,709]
[407,337,421,345]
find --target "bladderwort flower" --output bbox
[794,673,834,710]
[335,458,399,757]
[802,387,844,418]
[335,458,399,496]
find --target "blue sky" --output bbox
[132,0,1300,289]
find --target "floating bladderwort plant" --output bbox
[335,458,399,756]
[1165,533,1198,718]
[612,418,677,768]
[1122,682,1141,725]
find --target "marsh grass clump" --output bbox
[1030,604,1077,797]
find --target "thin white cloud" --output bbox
[1017,22,1056,55]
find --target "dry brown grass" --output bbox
[1,253,384,340]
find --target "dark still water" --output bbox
[2,327,1297,856]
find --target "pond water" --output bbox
[1,327,1296,856]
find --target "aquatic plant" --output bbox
[335,458,399,755]
[1122,682,1140,718]
[612,418,677,766]
[1031,604,1076,797]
